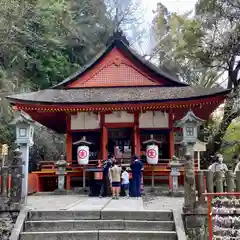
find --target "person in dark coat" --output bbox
[99,154,113,197]
[130,155,143,198]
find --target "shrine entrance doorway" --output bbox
[107,128,133,165]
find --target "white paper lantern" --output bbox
[77,145,89,165]
[146,144,158,165]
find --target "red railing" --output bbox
[204,192,240,240]
[38,158,201,172]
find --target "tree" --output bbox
[0,0,113,157]
[152,1,240,163]
[222,121,240,164]
[106,0,145,47]
[193,0,240,160]
[151,2,222,87]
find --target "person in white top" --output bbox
[121,167,129,198]
[208,153,228,192]
[233,154,240,175]
[208,154,228,172]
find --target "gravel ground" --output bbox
[143,195,184,210]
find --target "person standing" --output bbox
[208,153,228,192]
[233,154,240,174]
[208,153,228,172]
[99,155,113,197]
[121,167,129,198]
[131,155,143,198]
[109,162,122,199]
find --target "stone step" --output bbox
[28,210,173,221]
[101,210,173,221]
[28,210,100,221]
[24,219,175,232]
[20,230,177,240]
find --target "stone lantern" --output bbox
[175,110,204,211]
[169,155,182,194]
[55,155,68,191]
[175,110,205,154]
[10,111,35,204]
[143,134,161,189]
[73,136,92,189]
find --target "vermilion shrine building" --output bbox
[7,33,229,192]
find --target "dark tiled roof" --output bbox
[52,38,188,89]
[7,86,228,105]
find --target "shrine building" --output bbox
[7,33,229,192]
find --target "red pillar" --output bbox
[134,112,141,157]
[169,110,175,159]
[100,113,108,160]
[168,110,174,190]
[66,114,72,190]
[66,114,72,163]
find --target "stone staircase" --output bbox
[20,210,179,240]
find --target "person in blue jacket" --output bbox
[130,155,143,198]
[99,154,113,197]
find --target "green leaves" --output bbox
[0,0,112,158]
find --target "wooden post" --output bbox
[168,110,174,159]
[197,170,205,204]
[66,114,72,190]
[66,114,72,164]
[205,171,214,193]
[151,165,154,189]
[215,171,224,193]
[100,113,108,160]
[236,171,240,192]
[134,112,141,157]
[83,166,86,189]
[10,148,23,204]
[207,196,213,240]
[168,110,174,191]
[226,170,235,192]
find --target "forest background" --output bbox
[0,0,239,166]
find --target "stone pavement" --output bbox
[26,195,183,211]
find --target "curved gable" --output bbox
[68,48,160,88]
[53,38,187,89]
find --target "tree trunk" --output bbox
[204,88,239,167]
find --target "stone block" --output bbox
[101,210,173,221]
[124,220,175,231]
[20,231,98,240]
[99,230,177,240]
[28,210,100,221]
[185,215,207,229]
[25,220,125,232]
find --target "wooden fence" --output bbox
[194,170,240,205]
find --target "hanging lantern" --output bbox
[77,145,89,165]
[73,136,93,165]
[143,134,161,165]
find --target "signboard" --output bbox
[146,145,158,165]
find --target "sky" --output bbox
[136,0,197,54]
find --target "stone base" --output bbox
[73,187,89,194]
[183,214,208,240]
[168,190,184,197]
[53,189,67,195]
